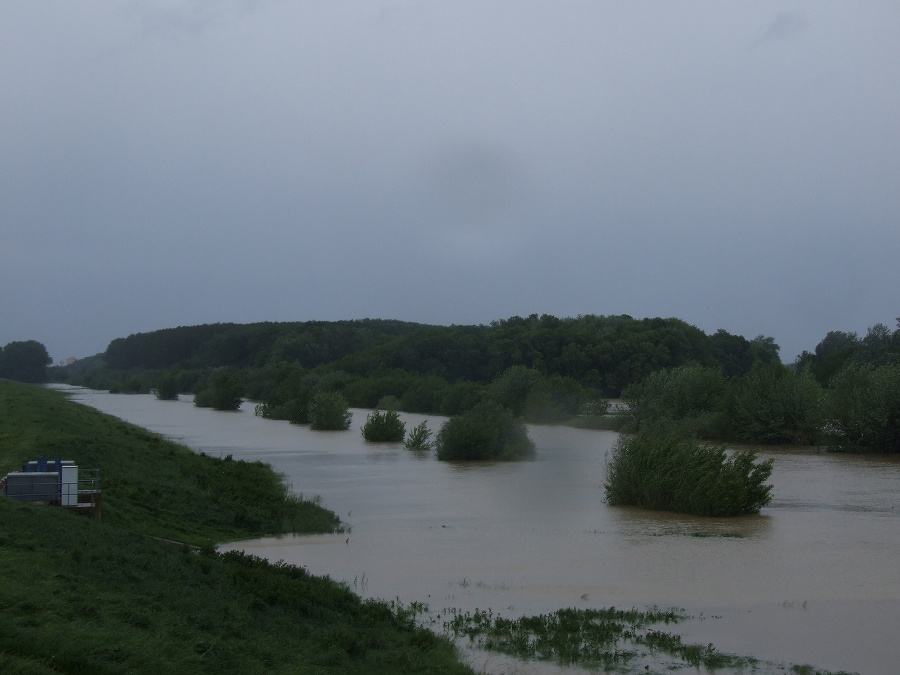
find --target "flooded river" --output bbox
[63,387,900,674]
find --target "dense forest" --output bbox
[56,314,779,395]
[47,313,900,452]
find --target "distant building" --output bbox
[59,357,77,367]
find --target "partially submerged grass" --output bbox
[441,606,854,674]
[441,605,750,672]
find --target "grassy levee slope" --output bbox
[0,380,473,674]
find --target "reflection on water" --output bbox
[62,387,900,674]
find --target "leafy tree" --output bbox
[824,363,900,452]
[852,323,898,367]
[154,372,180,400]
[401,375,449,413]
[0,340,52,383]
[795,330,859,385]
[435,401,534,461]
[604,433,773,516]
[361,410,406,442]
[309,391,352,431]
[523,374,586,423]
[404,422,433,450]
[487,366,542,417]
[194,371,243,411]
[438,381,484,416]
[726,363,822,445]
[621,365,728,439]
[749,335,781,364]
[282,393,312,424]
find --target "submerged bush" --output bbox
[193,371,243,411]
[153,372,179,400]
[435,402,534,461]
[308,391,352,430]
[604,433,773,516]
[404,421,433,450]
[361,409,406,442]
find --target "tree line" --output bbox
[47,313,900,453]
[621,320,900,452]
[56,313,779,398]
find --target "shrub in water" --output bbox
[361,409,406,442]
[153,372,179,401]
[404,421,433,450]
[604,432,773,516]
[308,390,352,430]
[193,371,243,411]
[435,401,534,461]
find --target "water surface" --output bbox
[63,387,900,674]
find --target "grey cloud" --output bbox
[1,1,898,363]
[753,11,808,47]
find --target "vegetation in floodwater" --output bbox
[309,390,353,430]
[435,401,534,461]
[441,606,854,674]
[0,380,475,674]
[404,421,434,450]
[604,432,773,517]
[441,605,754,672]
[361,409,406,442]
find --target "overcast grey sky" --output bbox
[2,1,898,364]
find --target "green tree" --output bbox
[309,391,352,430]
[0,340,52,383]
[727,363,822,445]
[487,365,542,417]
[621,365,728,439]
[853,323,898,367]
[404,421,433,450]
[435,401,534,461]
[523,374,585,423]
[604,433,773,516]
[361,410,406,442]
[824,363,900,452]
[154,371,180,400]
[194,371,243,411]
[795,330,859,385]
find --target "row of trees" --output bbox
[67,314,781,399]
[56,314,900,455]
[621,319,900,452]
[165,361,536,463]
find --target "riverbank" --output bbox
[0,380,474,674]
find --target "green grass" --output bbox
[0,380,340,546]
[0,380,474,674]
[442,606,752,672]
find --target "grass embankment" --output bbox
[0,380,473,674]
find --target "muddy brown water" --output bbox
[62,387,900,674]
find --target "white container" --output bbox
[61,465,78,506]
